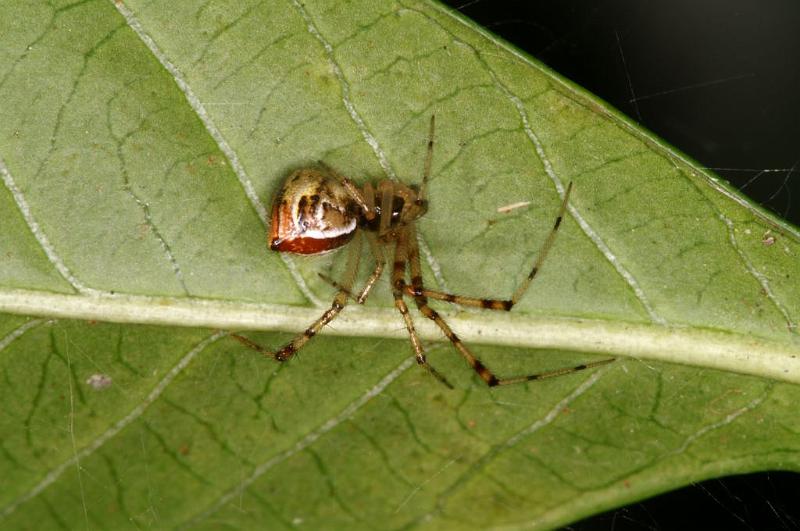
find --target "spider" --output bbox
[233,116,613,388]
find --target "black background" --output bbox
[438,1,800,529]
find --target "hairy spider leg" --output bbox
[388,116,435,223]
[404,221,613,387]
[232,230,364,361]
[390,225,453,389]
[318,160,377,223]
[403,181,574,311]
[355,231,385,303]
[318,233,386,305]
[316,272,360,302]
[418,114,434,206]
[379,180,395,238]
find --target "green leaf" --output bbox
[1,1,799,529]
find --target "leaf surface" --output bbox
[1,1,799,529]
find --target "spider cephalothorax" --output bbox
[234,116,613,387]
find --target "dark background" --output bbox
[438,1,800,529]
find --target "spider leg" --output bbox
[318,160,376,221]
[403,182,574,311]
[391,116,435,223]
[405,221,613,387]
[391,225,453,389]
[378,180,395,239]
[317,233,384,304]
[234,230,363,361]
[417,114,434,207]
[355,232,385,303]
[231,333,276,357]
[316,272,358,301]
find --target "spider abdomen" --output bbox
[269,169,359,255]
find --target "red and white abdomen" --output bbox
[269,169,359,255]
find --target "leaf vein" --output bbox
[668,391,769,457]
[99,452,134,525]
[162,396,256,467]
[110,0,322,307]
[0,331,224,520]
[192,1,263,69]
[106,97,190,294]
[350,419,415,489]
[141,421,213,486]
[0,158,96,294]
[719,213,797,333]
[306,447,367,525]
[413,367,609,526]
[186,355,415,526]
[0,318,46,354]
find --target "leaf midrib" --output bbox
[2,288,799,385]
